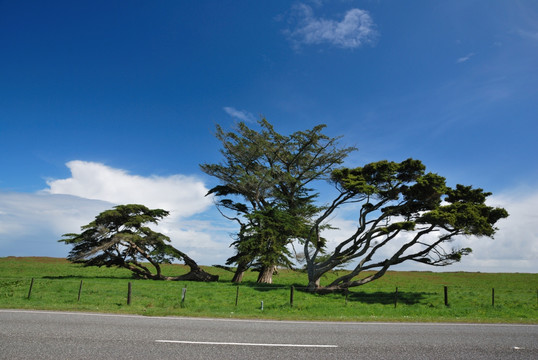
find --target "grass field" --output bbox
[0,257,536,323]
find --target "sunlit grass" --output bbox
[0,257,536,323]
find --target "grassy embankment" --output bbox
[0,257,536,323]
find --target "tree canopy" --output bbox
[303,159,509,293]
[202,120,508,291]
[60,204,218,281]
[201,119,356,283]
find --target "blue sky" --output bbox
[1,1,537,272]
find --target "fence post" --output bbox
[78,280,83,302]
[181,287,187,305]
[290,286,294,307]
[491,288,495,307]
[27,278,34,299]
[345,289,349,305]
[394,287,398,308]
[127,282,132,305]
[235,286,239,307]
[444,286,448,306]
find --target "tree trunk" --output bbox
[232,269,245,283]
[312,285,345,294]
[257,264,276,284]
[230,261,249,283]
[306,280,355,294]
[166,247,219,282]
[306,277,321,292]
[169,269,219,282]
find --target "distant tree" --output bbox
[60,204,218,281]
[303,159,509,293]
[201,119,355,283]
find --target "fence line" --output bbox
[1,277,536,311]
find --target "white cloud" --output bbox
[45,161,212,219]
[448,187,538,272]
[286,3,378,49]
[0,161,235,265]
[223,107,256,123]
[457,52,476,63]
[0,192,112,257]
[156,219,232,260]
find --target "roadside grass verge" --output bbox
[0,257,536,323]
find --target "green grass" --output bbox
[0,257,536,323]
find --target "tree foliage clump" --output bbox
[201,119,356,283]
[60,204,218,282]
[304,159,508,293]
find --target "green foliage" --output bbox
[230,207,299,269]
[201,119,356,279]
[203,120,508,290]
[305,158,509,292]
[60,205,184,279]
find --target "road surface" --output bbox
[0,309,536,359]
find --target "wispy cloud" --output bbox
[456,52,476,63]
[285,3,378,49]
[517,29,538,41]
[223,107,256,123]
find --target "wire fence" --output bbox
[2,276,537,312]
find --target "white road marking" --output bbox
[156,340,337,348]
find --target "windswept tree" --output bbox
[304,159,508,293]
[226,206,310,283]
[201,119,355,283]
[60,204,218,281]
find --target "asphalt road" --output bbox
[0,309,536,359]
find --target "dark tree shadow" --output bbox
[348,291,433,305]
[42,275,132,280]
[235,280,292,292]
[208,280,433,306]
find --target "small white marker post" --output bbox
[181,287,187,306]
